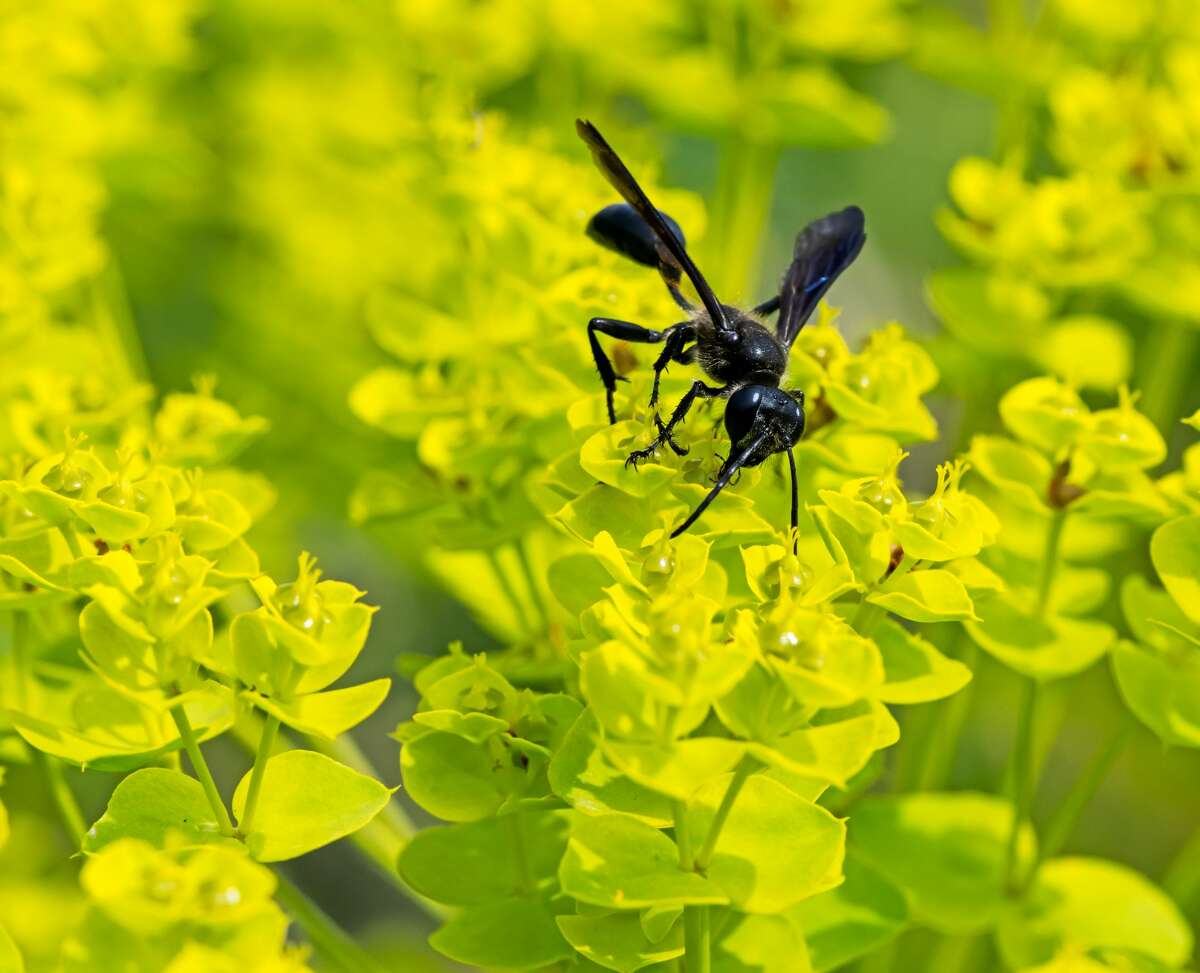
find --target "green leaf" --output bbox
[867,569,978,623]
[770,628,885,709]
[969,436,1051,511]
[749,705,894,789]
[1035,316,1133,391]
[579,422,678,498]
[874,619,973,704]
[0,922,22,973]
[397,810,568,906]
[604,738,745,802]
[400,729,513,821]
[850,792,1036,934]
[9,676,233,771]
[996,857,1193,968]
[788,853,908,973]
[686,775,844,913]
[231,750,390,861]
[244,678,390,739]
[1185,410,1200,431]
[549,709,674,827]
[429,895,574,969]
[559,813,729,909]
[713,913,812,973]
[1151,517,1200,626]
[409,709,508,743]
[1111,641,1200,748]
[557,911,683,973]
[83,768,230,852]
[999,377,1089,455]
[967,595,1116,681]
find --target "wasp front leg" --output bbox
[626,380,725,469]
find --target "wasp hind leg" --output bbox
[587,317,671,424]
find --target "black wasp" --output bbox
[576,119,866,541]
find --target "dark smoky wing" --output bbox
[775,206,866,348]
[576,119,728,331]
[587,203,687,269]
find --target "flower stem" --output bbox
[1036,510,1068,618]
[708,134,780,301]
[1137,318,1198,434]
[1004,678,1037,894]
[1165,821,1200,911]
[36,750,87,847]
[1037,718,1132,867]
[11,613,31,708]
[674,801,709,973]
[170,702,235,837]
[916,638,980,791]
[237,712,280,837]
[695,759,755,871]
[274,871,382,973]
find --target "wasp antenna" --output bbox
[787,447,799,555]
[670,432,769,538]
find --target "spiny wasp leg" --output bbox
[586,317,668,424]
[625,380,724,469]
[648,324,695,409]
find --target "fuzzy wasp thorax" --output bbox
[576,118,866,542]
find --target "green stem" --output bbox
[95,262,150,385]
[917,639,980,791]
[36,750,87,847]
[514,539,549,629]
[674,801,709,973]
[1004,678,1038,894]
[1036,510,1068,618]
[1137,319,1198,434]
[674,801,695,869]
[707,135,780,300]
[170,702,236,838]
[685,908,710,973]
[1165,822,1200,911]
[507,812,534,894]
[11,612,31,708]
[274,872,381,973]
[238,713,280,838]
[487,547,536,636]
[1037,718,1131,867]
[851,602,886,638]
[695,760,755,871]
[927,934,979,973]
[64,528,89,562]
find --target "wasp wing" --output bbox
[576,119,729,332]
[775,206,866,348]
